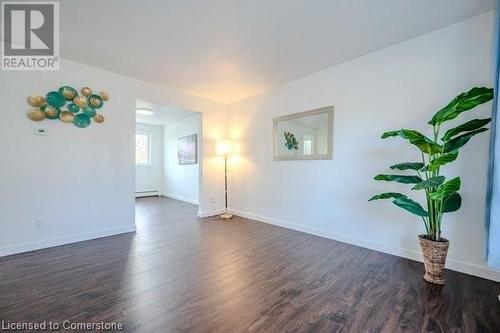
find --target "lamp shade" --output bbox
[215,139,233,156]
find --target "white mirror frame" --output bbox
[273,106,334,161]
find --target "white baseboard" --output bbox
[136,190,160,198]
[0,225,137,257]
[197,209,225,218]
[163,193,199,205]
[230,209,500,282]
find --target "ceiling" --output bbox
[61,0,495,104]
[136,100,198,126]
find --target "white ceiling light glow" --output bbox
[136,108,154,116]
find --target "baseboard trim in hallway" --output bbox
[229,208,500,282]
[163,193,199,205]
[0,225,137,257]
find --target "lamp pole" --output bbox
[221,154,232,220]
[224,156,228,212]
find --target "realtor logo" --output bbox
[1,1,59,70]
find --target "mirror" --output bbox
[273,106,333,160]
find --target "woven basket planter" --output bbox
[418,235,449,285]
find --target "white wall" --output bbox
[227,12,500,281]
[136,123,164,194]
[0,57,227,256]
[163,115,201,204]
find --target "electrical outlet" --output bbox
[34,218,44,229]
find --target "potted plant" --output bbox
[369,87,494,285]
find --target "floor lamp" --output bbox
[216,139,233,220]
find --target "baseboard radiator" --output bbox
[135,190,160,198]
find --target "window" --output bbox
[136,133,151,165]
[303,139,312,155]
[303,135,313,155]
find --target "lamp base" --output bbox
[220,213,233,220]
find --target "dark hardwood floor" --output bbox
[1,197,499,332]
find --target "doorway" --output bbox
[135,99,202,209]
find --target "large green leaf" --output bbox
[429,177,461,200]
[369,192,407,201]
[429,87,494,126]
[443,128,489,153]
[374,174,422,184]
[442,192,462,213]
[390,162,425,171]
[392,197,428,217]
[412,176,445,190]
[382,129,441,154]
[442,118,491,141]
[423,151,459,172]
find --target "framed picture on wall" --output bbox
[178,134,198,164]
[273,106,334,161]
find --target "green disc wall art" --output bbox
[93,114,104,123]
[88,94,103,109]
[82,106,96,117]
[73,96,88,108]
[27,95,46,107]
[27,108,46,121]
[46,91,66,108]
[81,87,92,97]
[67,103,80,113]
[73,113,92,128]
[26,86,110,128]
[41,105,61,119]
[59,111,75,123]
[58,86,78,100]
